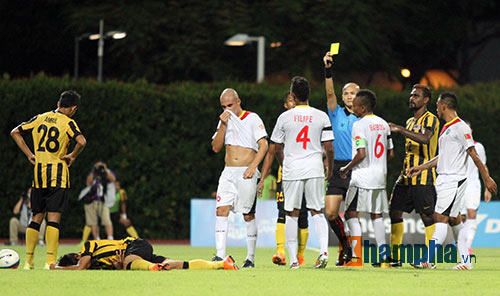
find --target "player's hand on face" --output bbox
[220,111,230,125]
[323,52,333,67]
[60,154,76,167]
[27,154,36,165]
[485,177,497,195]
[389,123,402,133]
[243,165,257,179]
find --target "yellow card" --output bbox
[330,43,340,55]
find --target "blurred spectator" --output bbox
[260,174,277,200]
[109,181,139,238]
[78,161,116,241]
[7,188,46,246]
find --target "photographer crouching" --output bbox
[79,161,116,241]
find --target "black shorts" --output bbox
[326,160,352,197]
[125,239,166,263]
[30,187,68,214]
[346,189,359,212]
[111,212,120,225]
[389,183,437,214]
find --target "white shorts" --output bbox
[216,166,258,214]
[460,180,481,213]
[345,186,388,214]
[282,178,325,212]
[435,176,467,218]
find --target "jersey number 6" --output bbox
[375,134,384,158]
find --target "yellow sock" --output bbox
[276,222,285,254]
[188,259,222,270]
[25,227,39,265]
[130,259,154,270]
[297,227,309,258]
[82,225,91,242]
[126,226,139,238]
[45,224,60,265]
[391,222,404,260]
[425,224,435,247]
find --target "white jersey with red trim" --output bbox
[212,110,267,152]
[350,114,393,189]
[466,141,486,188]
[270,105,334,180]
[436,117,474,179]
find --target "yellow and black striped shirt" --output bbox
[80,237,135,269]
[18,110,82,188]
[401,111,439,186]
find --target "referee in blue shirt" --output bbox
[323,52,360,266]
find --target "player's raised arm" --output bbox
[389,122,435,144]
[324,52,338,112]
[10,127,35,165]
[467,146,497,195]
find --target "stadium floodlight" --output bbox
[73,19,127,81]
[224,33,266,84]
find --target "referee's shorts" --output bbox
[326,160,351,197]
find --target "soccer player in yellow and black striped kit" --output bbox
[10,90,87,269]
[387,84,439,266]
[51,237,238,271]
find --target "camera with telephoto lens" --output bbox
[94,165,108,183]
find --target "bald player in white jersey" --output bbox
[211,88,268,268]
[271,76,334,269]
[408,92,497,270]
[459,122,491,259]
[339,89,394,267]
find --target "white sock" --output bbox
[428,222,447,262]
[373,217,387,260]
[451,222,464,243]
[347,217,362,257]
[245,219,258,262]
[285,215,299,264]
[215,216,228,258]
[312,213,329,255]
[107,235,114,240]
[464,219,477,251]
[454,222,469,264]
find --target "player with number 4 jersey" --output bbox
[339,90,394,267]
[11,90,87,270]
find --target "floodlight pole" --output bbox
[97,19,104,82]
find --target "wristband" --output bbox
[325,67,332,79]
[121,213,127,220]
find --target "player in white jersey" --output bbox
[339,89,394,267]
[270,76,334,269]
[211,88,268,268]
[407,92,497,270]
[459,121,491,259]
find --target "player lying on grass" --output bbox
[50,237,238,271]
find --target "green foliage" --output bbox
[1,75,499,238]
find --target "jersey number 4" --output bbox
[296,125,311,150]
[375,134,384,158]
[37,124,60,153]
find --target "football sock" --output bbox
[464,219,477,250]
[26,222,41,265]
[312,213,329,255]
[454,222,469,264]
[107,235,114,240]
[329,217,349,251]
[390,222,404,260]
[347,218,362,258]
[285,215,299,264]
[451,223,464,243]
[373,218,387,260]
[245,219,258,262]
[297,227,309,258]
[126,226,139,238]
[45,222,60,265]
[131,259,154,270]
[215,216,228,258]
[428,222,447,263]
[188,259,223,270]
[424,224,435,247]
[275,222,286,254]
[82,225,92,242]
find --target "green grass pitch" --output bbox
[1,244,499,295]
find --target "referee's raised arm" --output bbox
[323,52,338,112]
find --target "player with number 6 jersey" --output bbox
[11,90,87,270]
[271,76,334,269]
